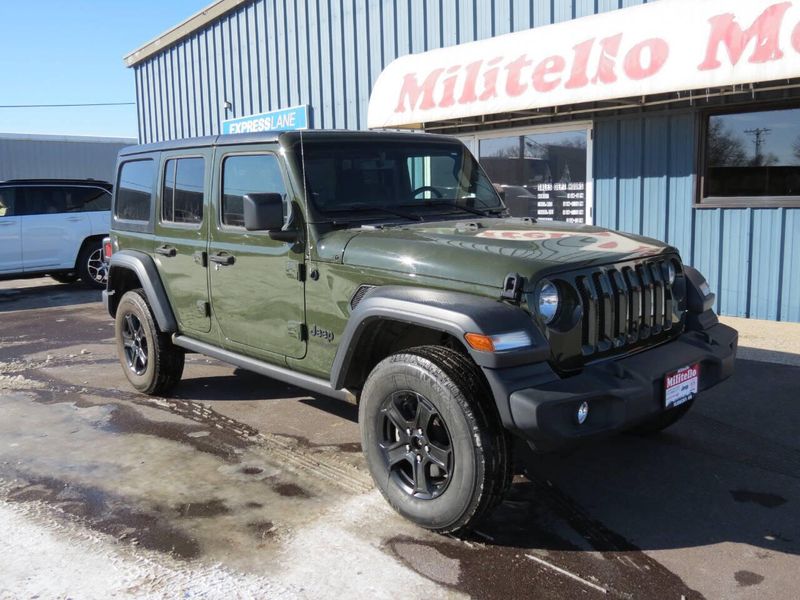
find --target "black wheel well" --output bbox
[341,320,471,391]
[74,235,106,270]
[106,266,143,318]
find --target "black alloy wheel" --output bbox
[121,312,149,376]
[380,391,453,500]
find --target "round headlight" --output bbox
[536,279,560,325]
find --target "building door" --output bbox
[208,149,306,360]
[466,124,593,224]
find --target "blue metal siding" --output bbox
[594,112,800,322]
[134,0,653,142]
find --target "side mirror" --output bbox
[243,193,284,232]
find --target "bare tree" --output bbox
[707,120,748,167]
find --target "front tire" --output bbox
[114,289,184,395]
[359,346,512,535]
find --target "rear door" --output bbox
[153,151,213,334]
[19,185,91,271]
[208,146,306,360]
[0,187,22,274]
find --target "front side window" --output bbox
[221,154,286,227]
[116,160,155,222]
[296,141,502,220]
[162,157,205,225]
[703,107,800,204]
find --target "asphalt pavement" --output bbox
[0,277,797,599]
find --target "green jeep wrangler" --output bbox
[104,130,737,534]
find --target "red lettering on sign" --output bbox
[394,69,444,113]
[593,34,623,85]
[505,55,533,96]
[532,55,566,93]
[698,2,791,70]
[624,38,669,80]
[458,61,482,105]
[479,57,504,101]
[565,38,594,89]
[439,65,462,108]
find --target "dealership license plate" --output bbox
[664,364,700,409]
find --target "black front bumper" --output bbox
[485,323,738,451]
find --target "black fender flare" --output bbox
[104,250,178,333]
[330,285,549,390]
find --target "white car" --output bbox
[0,179,112,289]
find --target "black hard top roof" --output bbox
[0,178,112,188]
[118,129,460,157]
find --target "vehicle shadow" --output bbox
[478,357,800,557]
[0,280,101,312]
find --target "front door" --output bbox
[208,148,306,360]
[0,187,22,274]
[153,152,212,334]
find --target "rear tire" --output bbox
[77,239,107,289]
[629,399,694,435]
[359,345,512,535]
[114,289,184,395]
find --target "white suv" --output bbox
[0,179,112,288]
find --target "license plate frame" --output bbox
[664,363,700,409]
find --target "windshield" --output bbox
[295,140,503,219]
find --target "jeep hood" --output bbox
[339,219,676,291]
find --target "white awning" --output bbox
[368,0,800,129]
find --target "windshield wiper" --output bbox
[416,199,502,217]
[330,203,424,221]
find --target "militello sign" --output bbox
[368,0,800,127]
[222,105,310,134]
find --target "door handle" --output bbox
[155,245,177,257]
[66,216,83,222]
[209,253,235,266]
[0,220,14,226]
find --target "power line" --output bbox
[0,102,135,108]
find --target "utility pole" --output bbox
[744,127,771,165]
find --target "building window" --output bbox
[221,154,286,227]
[702,107,800,206]
[116,160,155,222]
[478,128,589,223]
[162,157,204,225]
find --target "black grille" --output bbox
[574,259,677,359]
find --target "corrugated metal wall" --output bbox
[0,135,134,183]
[133,0,650,143]
[594,113,800,322]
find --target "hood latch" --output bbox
[501,272,524,304]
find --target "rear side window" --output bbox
[0,187,17,217]
[20,186,110,215]
[222,154,286,227]
[162,157,204,225]
[116,160,155,222]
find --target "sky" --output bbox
[0,0,209,140]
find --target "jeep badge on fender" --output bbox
[103,130,737,535]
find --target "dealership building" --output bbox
[126,0,800,322]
